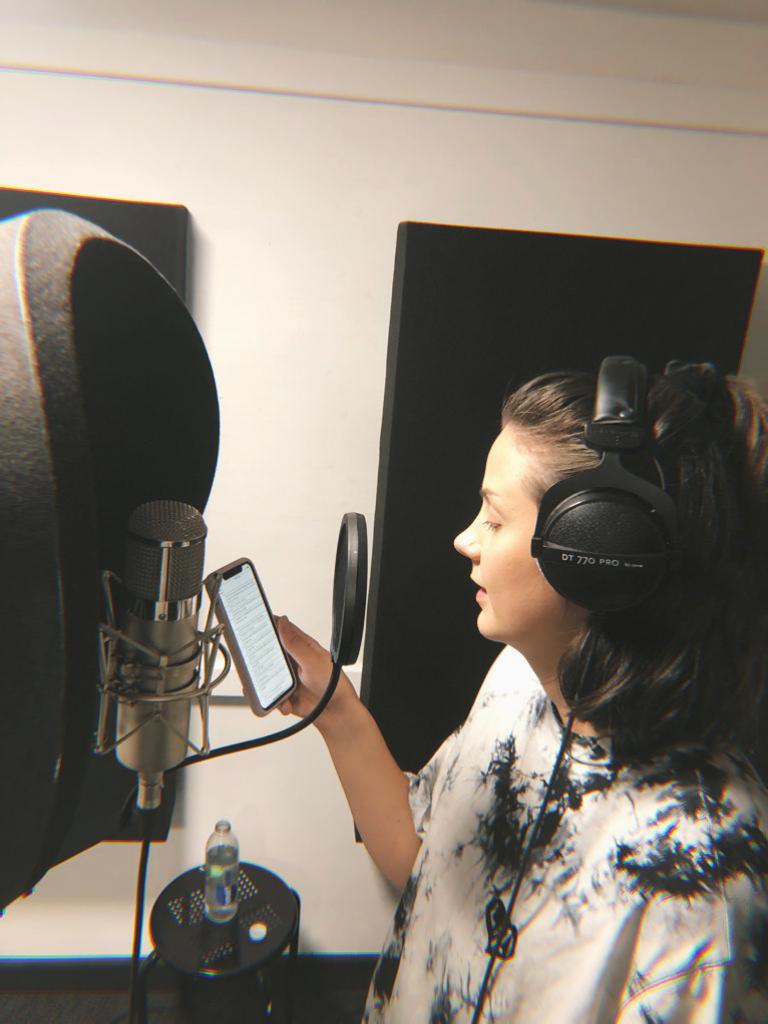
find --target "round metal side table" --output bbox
[138,862,300,1023]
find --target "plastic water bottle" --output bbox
[204,820,239,923]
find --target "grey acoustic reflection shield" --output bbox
[0,210,218,908]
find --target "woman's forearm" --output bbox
[319,696,422,890]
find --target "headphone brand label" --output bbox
[560,553,622,568]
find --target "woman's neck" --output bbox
[533,666,598,738]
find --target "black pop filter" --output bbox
[331,513,368,666]
[0,210,218,909]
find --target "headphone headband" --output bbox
[584,356,647,451]
[530,356,677,612]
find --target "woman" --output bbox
[278,359,768,1022]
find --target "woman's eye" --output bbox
[482,521,501,532]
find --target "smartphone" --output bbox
[206,558,298,716]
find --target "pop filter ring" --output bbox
[331,512,367,666]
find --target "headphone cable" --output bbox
[470,632,598,1023]
[470,709,575,1024]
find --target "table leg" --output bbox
[137,949,160,1024]
[281,890,301,1024]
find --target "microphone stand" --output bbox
[96,572,231,1024]
[109,511,366,1024]
[127,811,155,1024]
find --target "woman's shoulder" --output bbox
[626,745,768,816]
[611,746,768,903]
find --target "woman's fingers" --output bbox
[277,616,312,660]
[274,616,342,725]
[276,616,330,678]
[278,686,316,719]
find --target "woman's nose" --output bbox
[454,524,480,560]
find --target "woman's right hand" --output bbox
[275,616,358,731]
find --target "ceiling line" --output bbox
[536,0,768,25]
[1,63,766,140]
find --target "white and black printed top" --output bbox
[363,646,768,1023]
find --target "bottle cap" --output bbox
[215,820,231,833]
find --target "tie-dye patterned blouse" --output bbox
[363,646,768,1023]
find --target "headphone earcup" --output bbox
[538,492,669,611]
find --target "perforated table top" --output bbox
[149,862,298,977]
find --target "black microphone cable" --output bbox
[127,808,157,1024]
[115,653,344,1024]
[115,650,344,1024]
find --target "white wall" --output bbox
[1,1,767,958]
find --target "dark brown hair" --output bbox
[502,364,768,759]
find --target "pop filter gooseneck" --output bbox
[178,511,368,767]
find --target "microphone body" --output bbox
[116,501,207,810]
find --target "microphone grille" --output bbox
[125,500,207,601]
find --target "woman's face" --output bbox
[454,425,587,673]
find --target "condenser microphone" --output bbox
[115,500,207,810]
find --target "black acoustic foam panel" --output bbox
[0,187,190,302]
[362,222,763,775]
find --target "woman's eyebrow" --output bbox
[480,488,506,511]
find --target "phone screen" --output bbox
[216,561,295,711]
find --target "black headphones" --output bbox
[530,356,678,612]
